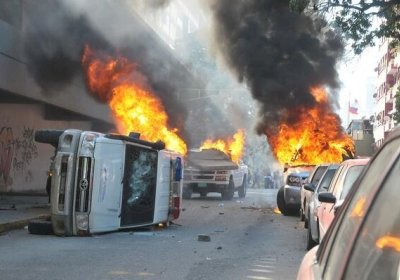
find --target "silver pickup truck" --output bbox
[183,149,248,200]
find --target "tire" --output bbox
[28,219,54,235]
[182,186,192,199]
[34,129,64,148]
[306,220,318,250]
[300,206,305,222]
[277,187,288,216]
[222,178,234,200]
[238,176,247,198]
[304,215,309,229]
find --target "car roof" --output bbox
[340,158,370,166]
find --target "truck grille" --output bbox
[75,157,92,212]
[185,170,215,180]
[58,156,69,211]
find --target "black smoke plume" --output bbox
[208,0,344,134]
[22,0,191,144]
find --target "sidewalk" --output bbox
[0,195,50,234]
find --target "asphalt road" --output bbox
[0,188,306,280]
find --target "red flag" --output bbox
[349,99,359,115]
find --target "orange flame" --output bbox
[200,129,245,163]
[376,235,400,252]
[266,87,354,165]
[273,207,281,214]
[82,46,187,155]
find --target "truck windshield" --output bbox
[121,145,158,226]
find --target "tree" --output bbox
[290,0,400,54]
[394,86,400,125]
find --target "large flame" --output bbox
[266,87,354,165]
[200,129,245,163]
[82,46,187,155]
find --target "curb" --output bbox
[0,214,51,234]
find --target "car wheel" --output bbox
[28,219,54,235]
[304,207,309,228]
[277,187,288,216]
[300,205,305,222]
[222,178,234,201]
[182,186,192,199]
[306,220,318,250]
[238,176,247,198]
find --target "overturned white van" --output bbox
[34,129,183,236]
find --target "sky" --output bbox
[338,45,379,127]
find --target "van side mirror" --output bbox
[318,192,336,204]
[303,183,315,192]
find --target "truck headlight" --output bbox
[76,213,89,230]
[80,133,97,157]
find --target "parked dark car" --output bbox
[297,127,400,280]
[277,165,314,216]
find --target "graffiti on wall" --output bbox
[0,126,38,189]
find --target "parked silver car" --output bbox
[300,164,329,227]
[297,127,400,280]
[303,163,339,250]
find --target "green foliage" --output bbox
[394,87,400,125]
[290,0,400,54]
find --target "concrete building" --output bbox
[346,119,375,157]
[0,1,202,194]
[373,38,399,148]
[128,0,206,51]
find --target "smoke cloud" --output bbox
[146,0,173,9]
[207,0,344,134]
[22,0,191,143]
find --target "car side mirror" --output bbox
[318,192,336,204]
[333,200,343,216]
[303,183,315,192]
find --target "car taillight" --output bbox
[172,197,180,219]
